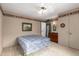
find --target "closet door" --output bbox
[58,16,69,46]
[69,14,79,49]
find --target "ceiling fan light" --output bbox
[38,9,43,14]
[43,10,47,13]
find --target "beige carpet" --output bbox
[1,43,79,56]
[1,45,23,56]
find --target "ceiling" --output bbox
[1,3,79,21]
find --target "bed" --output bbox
[17,35,52,55]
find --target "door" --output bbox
[41,22,46,37]
[58,16,69,47]
[69,14,79,49]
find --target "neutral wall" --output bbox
[0,10,2,54]
[2,16,41,48]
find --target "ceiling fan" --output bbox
[38,3,47,15]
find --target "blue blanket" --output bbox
[17,35,52,55]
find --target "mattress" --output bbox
[17,35,52,55]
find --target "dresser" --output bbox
[48,32,58,43]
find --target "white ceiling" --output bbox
[1,3,79,21]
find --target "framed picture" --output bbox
[22,23,32,31]
[53,25,56,31]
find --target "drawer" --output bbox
[48,32,58,43]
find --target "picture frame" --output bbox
[22,22,32,31]
[53,25,56,31]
